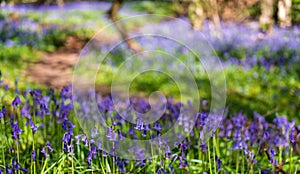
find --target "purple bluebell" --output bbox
[0,110,3,119]
[41,142,54,158]
[134,159,147,167]
[32,150,36,161]
[87,145,97,167]
[12,96,21,108]
[4,84,9,91]
[200,142,208,152]
[232,141,247,150]
[268,147,278,166]
[6,165,13,174]
[21,104,31,119]
[62,132,73,153]
[157,168,167,174]
[106,126,117,141]
[135,119,145,131]
[179,155,188,168]
[215,156,222,170]
[102,150,108,157]
[290,127,296,146]
[30,90,41,105]
[1,106,6,115]
[26,119,38,134]
[46,142,54,151]
[244,149,257,164]
[117,160,126,173]
[75,134,82,145]
[12,158,28,173]
[62,120,75,132]
[11,121,22,140]
[153,122,162,132]
[81,134,89,146]
[198,112,208,127]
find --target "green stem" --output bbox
[279,147,282,164]
[17,141,20,174]
[213,140,217,174]
[2,146,5,169]
[32,134,36,174]
[290,147,293,173]
[151,143,156,174]
[214,132,221,157]
[207,140,213,173]
[71,154,74,174]
[236,151,239,174]
[242,150,245,174]
[41,158,49,173]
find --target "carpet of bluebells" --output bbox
[0,74,300,173]
[1,2,300,174]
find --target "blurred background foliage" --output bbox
[0,0,300,122]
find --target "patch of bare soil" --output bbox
[27,34,118,93]
[27,52,77,89]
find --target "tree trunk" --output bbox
[209,0,221,30]
[107,0,143,53]
[259,0,274,32]
[208,0,222,38]
[278,0,292,28]
[188,0,205,30]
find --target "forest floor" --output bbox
[27,34,117,94]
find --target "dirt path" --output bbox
[27,35,118,92]
[27,52,77,89]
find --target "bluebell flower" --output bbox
[41,142,54,158]
[12,96,21,108]
[6,165,13,174]
[134,159,147,167]
[26,119,38,134]
[0,110,3,119]
[102,150,108,157]
[32,150,36,161]
[11,121,22,140]
[290,127,296,146]
[21,104,31,119]
[153,122,162,132]
[87,145,97,167]
[232,141,247,150]
[12,158,28,173]
[135,119,145,131]
[244,149,257,164]
[179,156,188,168]
[81,134,89,146]
[268,147,278,166]
[62,120,75,132]
[1,106,6,115]
[117,160,126,173]
[75,134,82,145]
[157,168,167,174]
[200,142,208,152]
[215,156,222,170]
[198,112,208,127]
[4,84,9,91]
[62,132,73,153]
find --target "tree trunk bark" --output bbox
[188,0,205,30]
[107,0,143,53]
[208,0,222,38]
[278,0,292,28]
[259,0,274,31]
[209,0,221,30]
